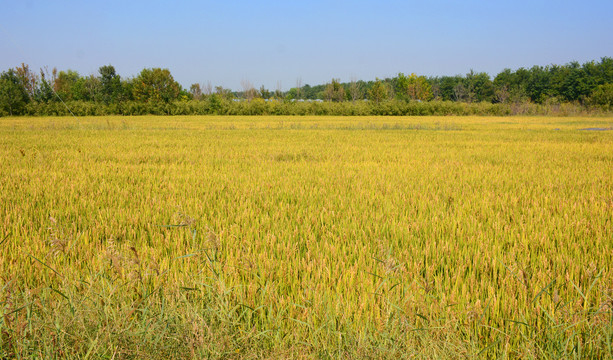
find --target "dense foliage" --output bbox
[1,58,612,116]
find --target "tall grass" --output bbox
[1,115,612,358]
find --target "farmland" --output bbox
[1,115,612,358]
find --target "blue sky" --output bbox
[1,0,612,90]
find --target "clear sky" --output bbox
[1,0,612,91]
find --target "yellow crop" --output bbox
[1,115,612,358]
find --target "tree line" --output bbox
[1,58,612,117]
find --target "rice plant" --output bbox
[1,115,612,358]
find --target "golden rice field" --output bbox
[1,115,612,359]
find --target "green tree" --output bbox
[286,87,299,100]
[215,85,234,100]
[595,57,613,84]
[588,83,613,108]
[526,66,552,103]
[54,70,80,101]
[132,68,180,103]
[324,78,345,102]
[395,73,409,101]
[396,73,433,101]
[260,85,271,99]
[189,83,202,100]
[437,76,462,101]
[464,70,494,103]
[14,63,38,101]
[0,69,30,115]
[348,77,362,103]
[99,65,123,104]
[493,68,529,102]
[301,84,314,99]
[367,78,388,104]
[557,62,595,102]
[35,68,56,103]
[428,77,441,100]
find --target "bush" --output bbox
[588,83,613,111]
[4,97,610,117]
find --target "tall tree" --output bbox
[0,69,30,115]
[215,85,233,100]
[464,70,494,102]
[368,78,388,104]
[438,76,462,101]
[295,77,302,100]
[274,81,284,100]
[54,70,80,101]
[259,85,271,99]
[526,66,552,103]
[82,75,102,102]
[98,65,123,104]
[348,76,362,103]
[203,81,213,96]
[324,78,345,102]
[493,68,528,102]
[132,68,180,103]
[453,82,467,102]
[189,83,203,100]
[396,73,433,101]
[241,79,256,101]
[36,68,56,103]
[14,63,38,101]
[588,83,613,108]
[428,77,441,100]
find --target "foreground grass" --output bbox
[1,115,612,359]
